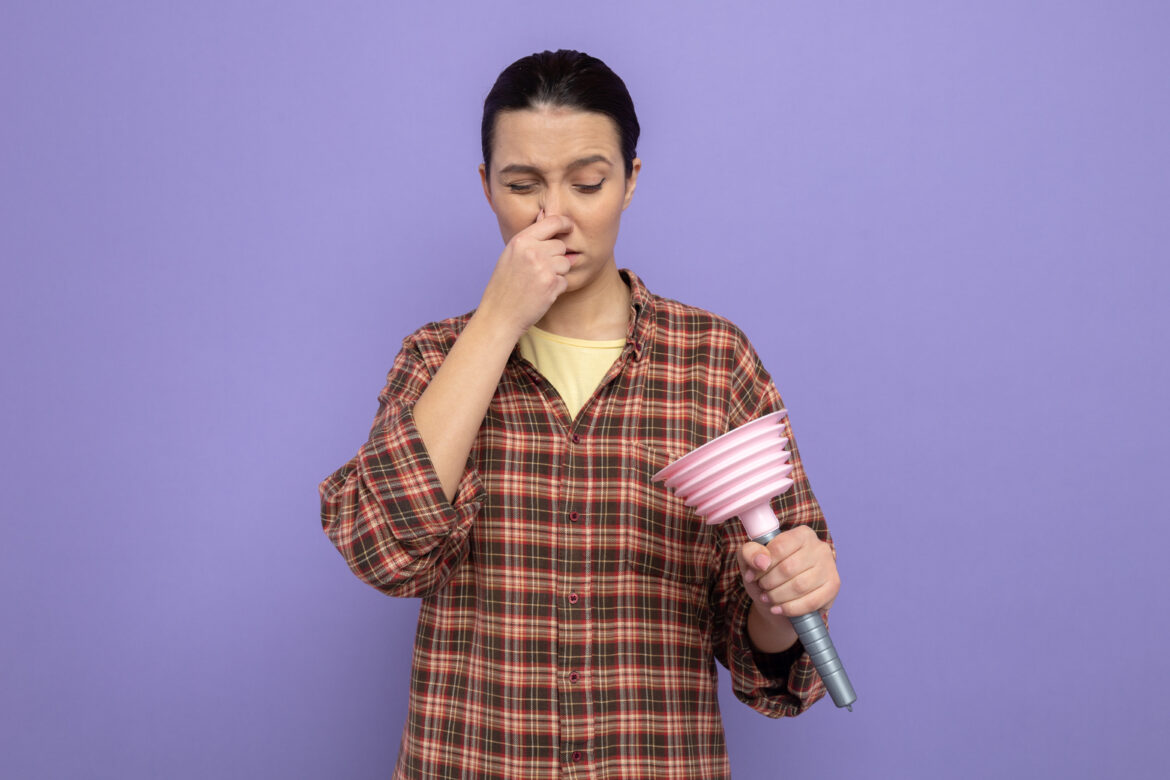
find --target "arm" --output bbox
[318,336,486,598]
[708,429,835,718]
[411,313,521,501]
[709,328,836,716]
[416,210,574,501]
[319,213,575,596]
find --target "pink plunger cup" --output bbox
[653,410,857,710]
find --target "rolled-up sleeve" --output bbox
[320,333,483,598]
[709,498,829,718]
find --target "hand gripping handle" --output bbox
[754,529,856,710]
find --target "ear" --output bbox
[621,157,641,211]
[478,163,496,212]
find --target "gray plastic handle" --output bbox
[754,529,856,711]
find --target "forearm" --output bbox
[413,311,519,502]
[747,601,799,653]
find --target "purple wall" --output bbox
[3,2,1167,778]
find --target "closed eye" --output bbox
[576,178,606,193]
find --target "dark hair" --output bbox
[481,49,640,181]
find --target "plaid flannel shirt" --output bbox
[320,270,831,779]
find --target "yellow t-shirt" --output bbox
[517,325,625,420]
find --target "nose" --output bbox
[538,187,566,222]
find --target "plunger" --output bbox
[653,410,857,710]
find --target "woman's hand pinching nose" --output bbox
[477,208,575,338]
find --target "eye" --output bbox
[505,182,536,193]
[575,178,606,193]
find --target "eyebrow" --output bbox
[498,154,613,176]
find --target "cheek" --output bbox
[496,203,534,238]
[578,198,625,236]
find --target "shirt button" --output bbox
[572,751,583,763]
[571,433,581,444]
[569,672,580,684]
[568,592,579,604]
[569,511,579,522]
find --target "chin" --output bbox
[564,260,597,283]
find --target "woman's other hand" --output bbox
[739,525,839,653]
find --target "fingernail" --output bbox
[770,605,784,616]
[758,593,770,604]
[743,571,756,584]
[754,554,770,570]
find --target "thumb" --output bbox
[740,541,771,572]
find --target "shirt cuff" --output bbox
[750,637,806,681]
[727,591,828,718]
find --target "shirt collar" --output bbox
[507,268,655,365]
[619,268,655,361]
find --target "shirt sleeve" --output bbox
[708,327,833,717]
[319,329,484,598]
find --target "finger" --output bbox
[739,541,770,580]
[771,581,838,618]
[765,525,817,564]
[759,541,835,593]
[524,213,572,240]
[547,256,571,276]
[762,528,827,579]
[550,274,569,299]
[544,239,567,259]
[761,564,829,605]
[757,555,818,593]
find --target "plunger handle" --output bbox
[753,528,857,711]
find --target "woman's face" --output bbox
[479,107,640,291]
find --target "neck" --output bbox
[536,264,630,340]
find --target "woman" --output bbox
[321,49,840,779]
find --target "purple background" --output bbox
[3,2,1167,778]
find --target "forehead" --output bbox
[491,107,621,171]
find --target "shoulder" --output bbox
[399,309,476,367]
[652,294,749,342]
[629,270,781,425]
[645,296,756,364]
[625,268,753,353]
